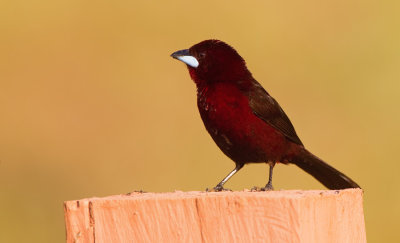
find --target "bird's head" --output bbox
[171,40,252,86]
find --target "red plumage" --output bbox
[172,40,360,190]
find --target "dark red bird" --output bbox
[171,40,360,190]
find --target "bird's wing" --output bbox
[247,80,303,145]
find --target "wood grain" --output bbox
[64,189,366,243]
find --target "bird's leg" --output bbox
[212,164,244,191]
[262,163,275,191]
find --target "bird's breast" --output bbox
[196,83,287,162]
[197,83,251,132]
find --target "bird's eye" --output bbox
[199,52,206,58]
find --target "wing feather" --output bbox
[247,80,303,145]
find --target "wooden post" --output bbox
[64,189,366,243]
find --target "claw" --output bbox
[261,183,274,191]
[206,185,232,192]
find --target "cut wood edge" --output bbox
[64,189,366,243]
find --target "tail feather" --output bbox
[292,149,360,190]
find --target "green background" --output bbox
[1,1,399,242]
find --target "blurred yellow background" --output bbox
[0,0,399,242]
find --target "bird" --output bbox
[171,39,360,191]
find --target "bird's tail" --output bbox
[291,149,360,190]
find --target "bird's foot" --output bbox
[261,183,274,191]
[126,190,146,195]
[206,185,232,192]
